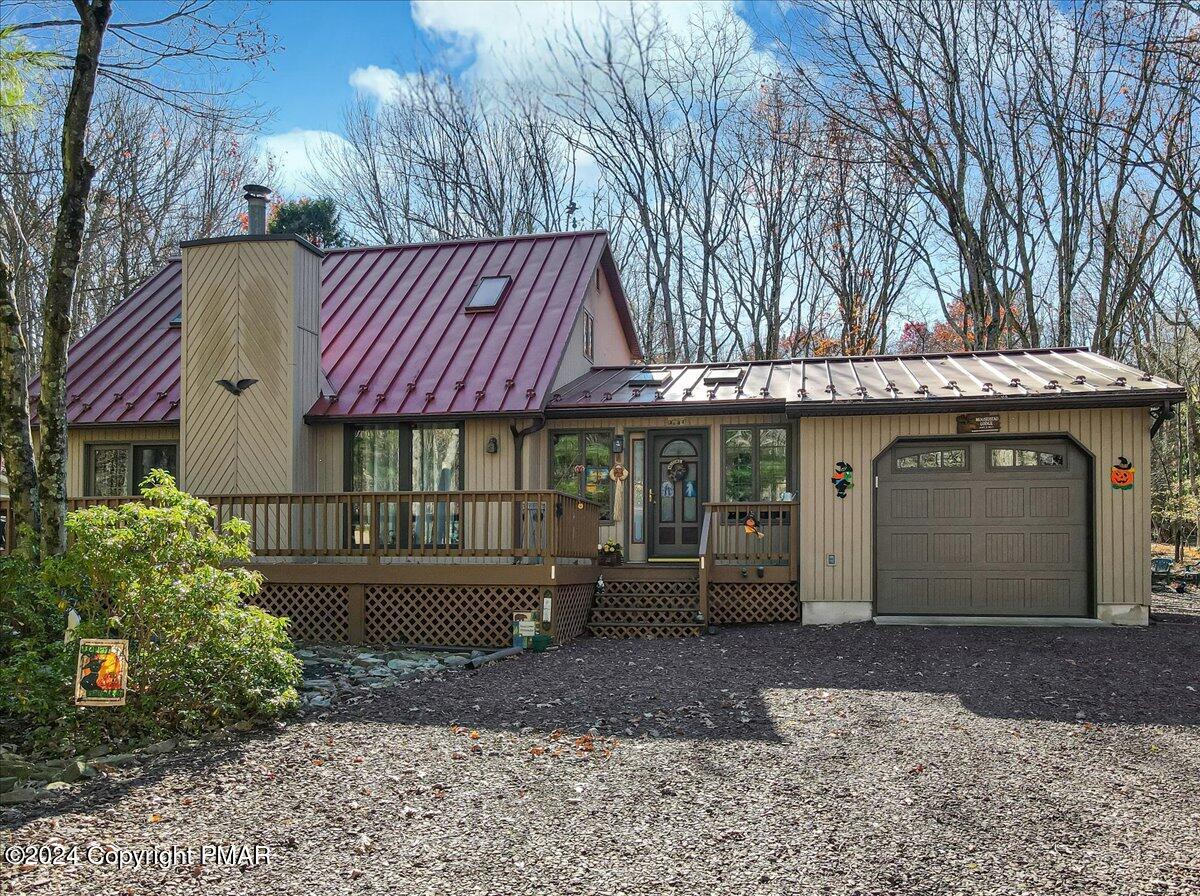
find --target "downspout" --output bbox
[511,416,546,489]
[1150,401,1176,440]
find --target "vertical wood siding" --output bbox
[181,240,320,494]
[796,408,1151,607]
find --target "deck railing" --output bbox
[704,501,797,567]
[0,491,601,563]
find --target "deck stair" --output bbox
[587,565,704,639]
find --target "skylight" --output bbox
[627,370,671,387]
[465,276,511,312]
[703,369,741,385]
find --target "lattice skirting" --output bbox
[708,582,799,625]
[364,584,542,648]
[551,583,594,645]
[252,583,351,643]
[603,578,699,598]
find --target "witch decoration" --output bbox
[831,461,854,499]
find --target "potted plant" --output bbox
[598,539,623,566]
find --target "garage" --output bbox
[875,438,1090,617]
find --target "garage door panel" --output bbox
[877,439,1089,617]
[931,488,971,517]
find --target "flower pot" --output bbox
[599,554,622,567]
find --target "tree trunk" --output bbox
[35,0,112,557]
[0,255,41,553]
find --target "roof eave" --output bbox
[785,390,1187,417]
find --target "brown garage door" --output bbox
[876,439,1090,616]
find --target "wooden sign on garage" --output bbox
[957,413,1001,434]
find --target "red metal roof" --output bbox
[31,260,183,426]
[40,231,638,426]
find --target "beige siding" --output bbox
[464,418,517,491]
[312,423,345,491]
[181,239,320,494]
[67,424,180,497]
[552,265,638,391]
[796,408,1152,608]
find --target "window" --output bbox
[626,370,670,387]
[550,430,613,519]
[345,424,463,550]
[990,448,1064,469]
[722,426,789,501]
[582,311,595,361]
[464,276,510,311]
[85,442,179,497]
[346,424,462,491]
[631,436,645,543]
[895,448,968,472]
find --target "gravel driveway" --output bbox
[4,621,1199,896]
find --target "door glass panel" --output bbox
[659,468,675,522]
[631,438,645,543]
[682,461,698,522]
[133,444,179,490]
[413,426,460,490]
[723,429,753,501]
[89,446,129,497]
[350,427,402,490]
[661,439,695,457]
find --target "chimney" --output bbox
[244,183,270,235]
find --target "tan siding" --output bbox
[463,419,515,491]
[796,408,1151,608]
[67,425,180,497]
[312,423,345,491]
[181,240,320,494]
[551,266,638,391]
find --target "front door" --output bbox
[648,431,707,558]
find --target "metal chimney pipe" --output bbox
[243,184,270,235]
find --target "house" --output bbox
[3,186,1185,646]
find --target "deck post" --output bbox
[347,584,365,643]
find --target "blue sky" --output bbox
[248,0,785,194]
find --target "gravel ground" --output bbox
[3,621,1198,896]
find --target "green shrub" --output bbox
[0,472,300,757]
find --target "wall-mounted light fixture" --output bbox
[485,436,499,454]
[611,434,625,455]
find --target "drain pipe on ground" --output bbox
[470,647,524,669]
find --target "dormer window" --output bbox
[464,276,511,312]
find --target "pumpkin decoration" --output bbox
[1110,456,1134,490]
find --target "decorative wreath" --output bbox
[666,458,688,482]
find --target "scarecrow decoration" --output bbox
[609,463,629,482]
[744,515,765,539]
[1110,456,1135,490]
[831,461,854,499]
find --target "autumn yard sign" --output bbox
[75,639,129,706]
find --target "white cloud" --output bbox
[409,0,764,86]
[258,128,350,197]
[348,65,426,104]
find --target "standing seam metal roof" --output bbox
[36,231,640,425]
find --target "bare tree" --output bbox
[0,0,272,555]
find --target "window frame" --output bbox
[84,441,179,497]
[892,446,971,474]
[719,424,792,503]
[343,422,465,492]
[463,276,511,312]
[582,310,595,361]
[547,427,615,520]
[986,445,1068,472]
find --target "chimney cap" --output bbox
[243,183,271,199]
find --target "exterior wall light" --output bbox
[486,436,499,454]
